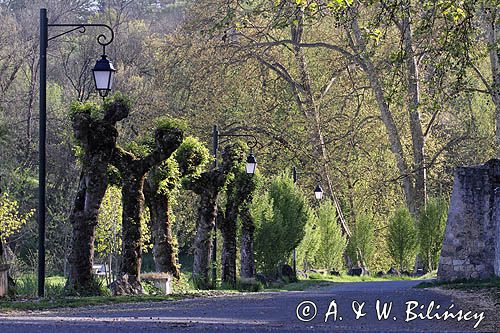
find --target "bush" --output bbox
[235,278,263,292]
[417,197,448,271]
[347,213,375,268]
[387,207,418,271]
[313,201,347,271]
[295,211,319,271]
[252,173,310,276]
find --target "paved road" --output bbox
[0,280,492,332]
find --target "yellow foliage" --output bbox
[0,193,33,243]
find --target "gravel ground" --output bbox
[0,280,494,332]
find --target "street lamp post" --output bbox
[211,125,259,285]
[291,166,324,274]
[38,8,115,297]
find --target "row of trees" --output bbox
[0,0,497,292]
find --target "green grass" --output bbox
[264,272,436,292]
[0,273,237,312]
[0,290,238,312]
[415,276,500,300]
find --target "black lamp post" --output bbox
[211,125,259,285]
[38,8,115,297]
[291,166,324,274]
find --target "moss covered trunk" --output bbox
[239,207,255,278]
[219,205,238,286]
[119,173,145,292]
[111,125,183,295]
[187,144,244,289]
[67,97,129,294]
[146,188,180,278]
[192,192,218,289]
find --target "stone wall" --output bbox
[437,159,500,281]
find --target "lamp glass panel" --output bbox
[246,162,256,174]
[94,71,111,90]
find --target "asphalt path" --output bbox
[0,280,492,332]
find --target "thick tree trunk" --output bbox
[119,174,145,293]
[192,192,218,289]
[187,144,245,289]
[66,98,129,294]
[67,172,102,293]
[111,126,183,295]
[147,187,180,278]
[239,207,255,279]
[220,202,238,286]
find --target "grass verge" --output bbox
[0,290,235,312]
[415,276,500,301]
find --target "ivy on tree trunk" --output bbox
[144,174,180,278]
[219,169,257,285]
[185,144,243,289]
[67,96,130,294]
[110,124,183,295]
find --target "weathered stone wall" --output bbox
[437,159,500,281]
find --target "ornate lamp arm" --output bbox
[48,23,114,54]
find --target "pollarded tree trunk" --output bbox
[239,207,255,279]
[67,97,129,294]
[144,138,210,280]
[111,126,183,295]
[219,203,238,286]
[220,169,258,285]
[192,190,218,289]
[119,171,145,293]
[186,144,244,289]
[144,180,180,278]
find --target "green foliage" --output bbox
[125,136,155,158]
[69,100,101,120]
[252,173,310,276]
[96,186,122,258]
[387,207,418,272]
[346,213,375,268]
[295,212,320,270]
[175,136,211,179]
[314,200,347,271]
[155,117,188,132]
[96,186,152,259]
[417,197,448,271]
[103,92,131,110]
[155,157,182,196]
[0,192,33,246]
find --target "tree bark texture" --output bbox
[239,207,255,278]
[185,144,244,289]
[219,170,257,285]
[67,98,129,294]
[401,4,426,212]
[111,126,183,295]
[144,178,180,278]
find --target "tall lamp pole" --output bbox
[211,125,258,285]
[291,166,323,274]
[38,8,115,297]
